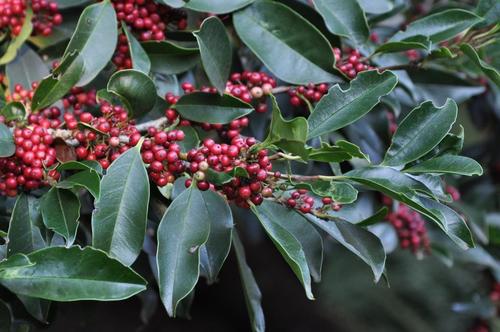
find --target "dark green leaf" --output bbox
[312,0,369,48]
[0,246,147,301]
[54,0,90,9]
[404,155,483,176]
[6,46,49,93]
[234,0,339,84]
[177,126,199,152]
[475,0,500,26]
[307,70,398,139]
[175,92,253,124]
[41,188,80,246]
[107,69,157,117]
[0,254,33,270]
[157,187,210,316]
[57,169,101,198]
[57,160,103,174]
[295,181,358,204]
[142,41,199,75]
[383,99,458,166]
[121,22,151,74]
[6,194,45,256]
[194,17,232,94]
[63,1,118,86]
[251,202,314,299]
[199,190,233,284]
[31,51,85,111]
[205,168,234,185]
[0,123,15,157]
[358,0,393,14]
[1,102,26,122]
[375,35,431,54]
[460,44,500,87]
[232,231,265,332]
[307,140,369,162]
[389,9,482,44]
[185,0,254,14]
[306,214,386,282]
[92,145,150,266]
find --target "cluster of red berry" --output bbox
[141,128,185,187]
[62,87,97,115]
[285,189,341,214]
[333,47,374,78]
[0,0,61,37]
[184,136,272,208]
[0,126,58,197]
[111,0,187,69]
[288,83,329,107]
[383,196,430,254]
[65,103,141,169]
[226,71,277,113]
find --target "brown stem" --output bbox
[267,171,343,182]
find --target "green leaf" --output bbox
[57,169,101,198]
[344,166,446,229]
[383,99,458,166]
[31,51,85,111]
[175,92,253,124]
[258,200,323,282]
[232,231,265,332]
[199,190,233,284]
[92,145,150,266]
[312,0,369,48]
[257,95,308,158]
[41,188,80,246]
[6,194,45,257]
[177,126,199,152]
[194,17,232,94]
[404,155,483,176]
[233,0,339,84]
[251,202,314,299]
[185,0,254,14]
[121,22,151,74]
[205,168,234,185]
[307,140,369,162]
[0,123,15,157]
[460,44,500,87]
[142,41,199,75]
[57,160,103,174]
[157,187,210,317]
[375,35,431,54]
[358,0,393,14]
[295,181,358,204]
[307,70,398,139]
[389,9,483,44]
[1,102,26,122]
[156,0,185,7]
[6,46,49,93]
[107,69,157,118]
[305,214,386,282]
[0,246,147,301]
[0,9,33,65]
[63,0,118,86]
[475,0,500,26]
[0,254,33,270]
[54,0,90,9]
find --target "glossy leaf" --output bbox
[475,0,500,26]
[63,1,118,86]
[306,214,386,282]
[389,9,482,44]
[6,194,45,257]
[233,231,265,332]
[383,99,458,166]
[194,17,232,94]
[0,246,147,301]
[257,201,323,282]
[375,35,431,54]
[307,70,398,139]
[295,181,358,204]
[57,160,103,174]
[31,51,85,111]
[142,41,199,75]
[312,0,369,47]
[185,0,254,14]
[307,140,369,162]
[0,9,33,65]
[251,203,314,299]
[175,92,253,124]
[199,190,233,284]
[92,145,150,266]
[234,0,339,84]
[460,44,500,87]
[157,187,210,316]
[6,46,49,93]
[57,169,101,198]
[1,102,26,122]
[41,188,80,246]
[404,155,483,176]
[0,254,33,270]
[121,22,151,74]
[0,123,15,157]
[107,69,157,117]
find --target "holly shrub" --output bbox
[0,0,497,330]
